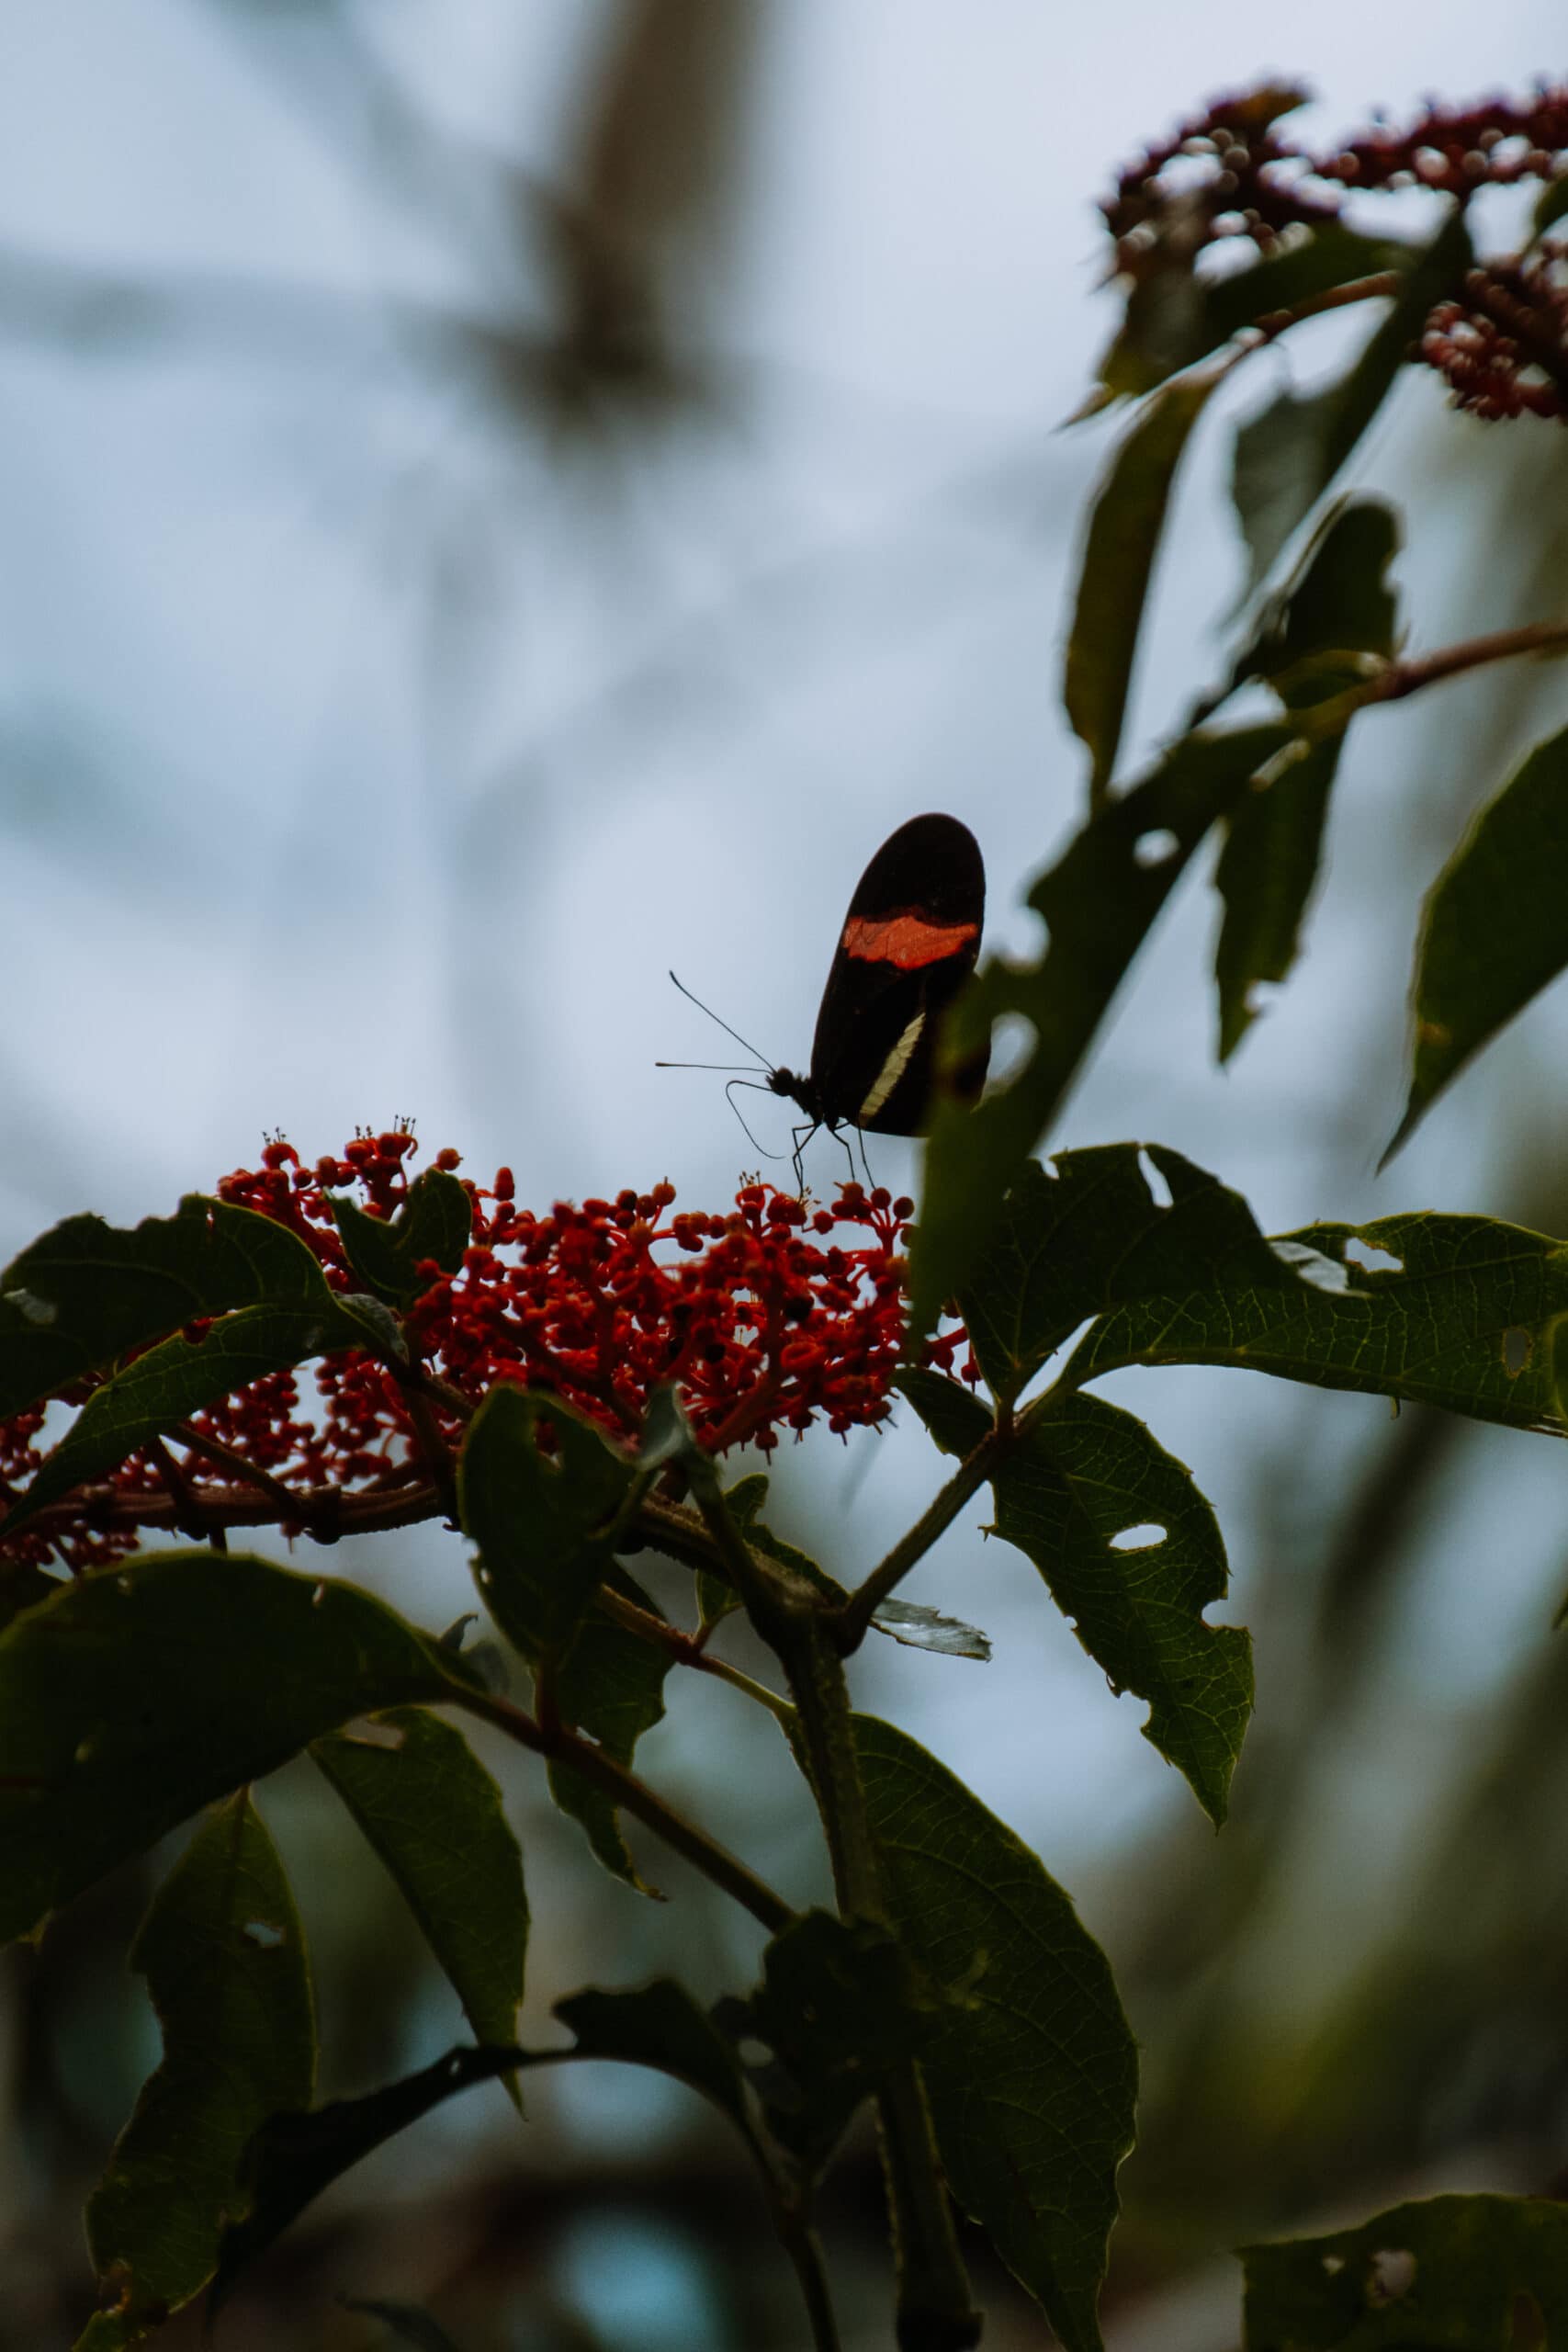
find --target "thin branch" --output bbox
[836,1423,1007,1655]
[171,1422,305,1509]
[595,1584,795,1722]
[1298,617,1568,740]
[146,1434,227,1551]
[451,1682,793,1933]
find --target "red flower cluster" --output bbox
[0,1133,975,1572]
[1421,251,1568,421]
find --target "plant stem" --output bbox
[594,1584,797,1722]
[1300,617,1568,738]
[776,2211,844,2352]
[690,1462,981,2351]
[452,1682,793,1933]
[837,1423,1007,1654]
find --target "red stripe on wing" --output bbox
[840,912,978,971]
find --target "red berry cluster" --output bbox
[1106,81,1568,267]
[0,1133,976,1572]
[1326,86,1568,199]
[1102,83,1337,274]
[1103,79,1568,429]
[1421,251,1568,421]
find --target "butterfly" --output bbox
[665,813,987,1172]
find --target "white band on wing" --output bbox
[858,1010,926,1122]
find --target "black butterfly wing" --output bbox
[808,814,987,1136]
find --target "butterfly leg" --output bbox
[790,1121,818,1197]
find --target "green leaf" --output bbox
[956,1143,1296,1403]
[1065,368,1224,804]
[697,1472,770,1627]
[1066,1209,1568,1435]
[855,1714,1137,2352]
[0,1549,462,1944]
[83,1792,315,2344]
[1385,721,1568,1161]
[900,1375,1250,1823]
[310,1709,527,2102]
[910,723,1296,1340]
[210,2043,521,2323]
[1213,741,1340,1060]
[999,1397,1248,1823]
[546,1568,673,1891]
[458,1386,632,1665]
[734,1909,932,2170]
[1093,225,1411,402]
[0,1193,348,1424]
[330,1169,472,1305]
[1240,2191,1568,2348]
[1231,210,1472,593]
[1214,500,1401,1058]
[551,1981,758,2147]
[6,1296,370,1534]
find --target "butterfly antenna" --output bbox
[725,1079,784,1159]
[655,1061,761,1072]
[668,972,775,1070]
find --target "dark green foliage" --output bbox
[1240,2193,1568,2347]
[1066,368,1224,802]
[0,1551,462,1943]
[458,1385,632,1664]
[211,2044,523,2321]
[1066,1209,1568,1433]
[0,1193,353,1422]
[328,1168,472,1302]
[1231,211,1472,591]
[954,1142,1294,1405]
[900,1372,1251,1822]
[1387,720,1568,1158]
[1214,499,1402,1057]
[311,1709,528,2094]
[856,1715,1138,2352]
[82,1794,315,2345]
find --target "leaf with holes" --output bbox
[1066,1210,1568,1434]
[910,723,1296,1340]
[1231,210,1471,593]
[901,1374,1250,1823]
[311,1709,528,2103]
[0,1550,465,1945]
[0,1193,355,1426]
[81,1792,315,2346]
[855,1713,1137,2352]
[1240,2191,1568,2348]
[1065,366,1224,804]
[1385,720,1568,1162]
[1214,499,1402,1060]
[955,1143,1297,1403]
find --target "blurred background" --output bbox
[4,4,1568,2346]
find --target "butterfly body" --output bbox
[772,813,987,1140]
